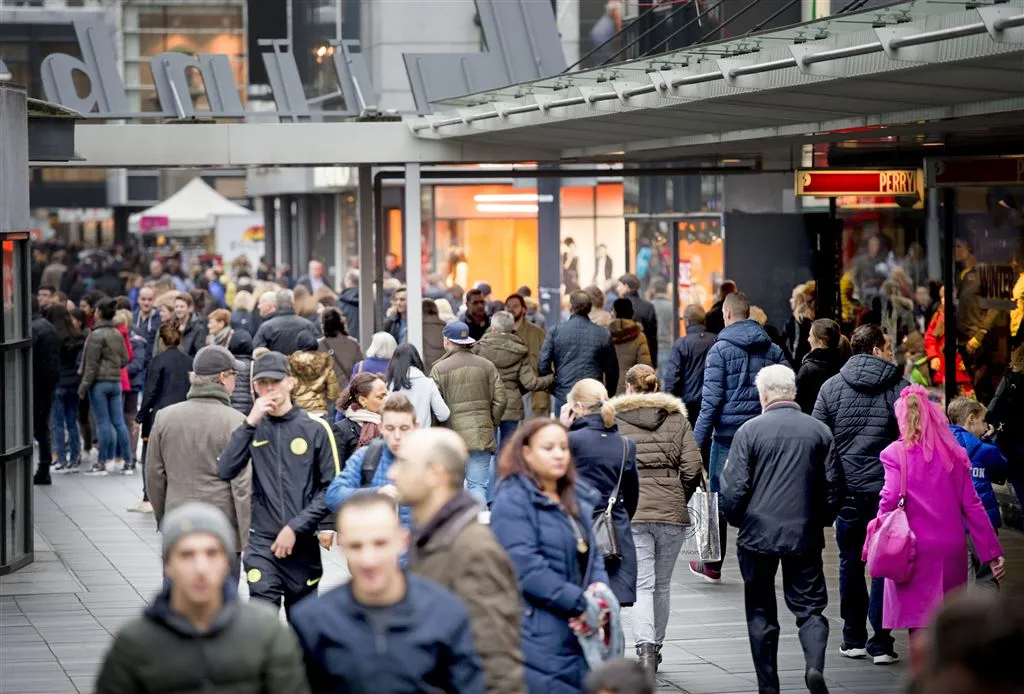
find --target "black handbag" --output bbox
[592,439,627,566]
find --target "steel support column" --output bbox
[333,193,343,290]
[537,171,562,329]
[357,166,375,350]
[405,164,423,355]
[263,196,277,270]
[296,195,310,273]
[942,188,958,404]
[280,195,294,275]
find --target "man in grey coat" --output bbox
[147,346,250,579]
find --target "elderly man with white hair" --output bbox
[718,364,844,694]
[253,289,316,355]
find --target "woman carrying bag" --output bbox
[562,378,639,609]
[609,364,703,675]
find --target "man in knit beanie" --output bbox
[95,503,310,694]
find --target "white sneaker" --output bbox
[127,501,152,513]
[873,653,900,665]
[839,645,868,659]
[106,458,123,473]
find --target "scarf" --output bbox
[345,406,382,447]
[208,326,233,348]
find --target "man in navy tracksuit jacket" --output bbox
[219,351,340,619]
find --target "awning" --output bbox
[408,0,1024,163]
[128,178,254,235]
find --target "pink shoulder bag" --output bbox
[862,445,917,583]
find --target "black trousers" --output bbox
[33,387,55,478]
[244,543,322,621]
[738,548,830,694]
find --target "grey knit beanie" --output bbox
[161,502,237,560]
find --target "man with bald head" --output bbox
[389,428,525,694]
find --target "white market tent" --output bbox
[129,177,255,235]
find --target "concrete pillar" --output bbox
[538,172,562,328]
[296,195,310,273]
[926,188,942,280]
[405,164,423,355]
[333,193,343,291]
[262,196,276,270]
[357,166,375,350]
[279,194,294,275]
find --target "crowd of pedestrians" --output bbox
[25,242,1023,694]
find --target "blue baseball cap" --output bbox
[443,321,476,345]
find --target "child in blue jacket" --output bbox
[948,397,1009,590]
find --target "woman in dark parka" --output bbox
[564,378,639,607]
[489,419,611,694]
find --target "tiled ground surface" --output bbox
[2,472,1023,694]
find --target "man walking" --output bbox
[390,428,525,694]
[538,290,618,413]
[617,273,659,367]
[133,285,160,363]
[31,297,60,485]
[719,365,843,694]
[336,270,361,342]
[461,288,491,341]
[691,292,788,582]
[430,321,506,503]
[290,493,485,693]
[254,289,314,355]
[662,304,717,426]
[96,503,309,694]
[384,285,408,343]
[505,293,548,418]
[813,324,906,664]
[147,345,249,579]
[473,311,553,447]
[218,351,340,619]
[325,393,416,528]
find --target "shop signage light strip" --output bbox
[411,8,1024,135]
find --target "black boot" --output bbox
[636,643,658,678]
[654,643,664,672]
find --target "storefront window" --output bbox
[425,182,626,302]
[2,239,24,341]
[3,350,26,453]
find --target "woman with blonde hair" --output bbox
[231,289,258,335]
[562,378,639,608]
[433,298,457,324]
[784,282,815,366]
[873,385,1004,641]
[609,364,702,675]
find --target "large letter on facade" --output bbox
[41,20,129,115]
[151,52,245,118]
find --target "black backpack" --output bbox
[359,439,387,487]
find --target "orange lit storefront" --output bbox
[384,181,626,301]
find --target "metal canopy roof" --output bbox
[409,0,1024,163]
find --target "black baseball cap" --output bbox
[252,351,290,381]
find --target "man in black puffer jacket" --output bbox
[537,290,618,413]
[813,324,907,665]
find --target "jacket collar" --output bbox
[569,413,614,433]
[267,404,301,422]
[144,580,239,638]
[411,491,481,559]
[764,400,799,413]
[685,324,707,336]
[340,578,418,628]
[186,382,231,404]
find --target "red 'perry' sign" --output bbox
[795,169,922,197]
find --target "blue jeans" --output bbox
[488,421,520,503]
[51,387,80,464]
[466,450,492,503]
[89,381,131,464]
[703,440,730,572]
[835,492,893,656]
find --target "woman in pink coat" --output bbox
[876,385,1005,634]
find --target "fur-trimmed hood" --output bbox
[609,392,687,432]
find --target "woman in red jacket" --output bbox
[923,287,973,397]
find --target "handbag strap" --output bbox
[606,438,628,511]
[896,444,908,508]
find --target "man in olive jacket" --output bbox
[392,428,525,694]
[147,346,250,579]
[472,311,553,438]
[430,321,506,503]
[506,293,549,417]
[95,503,309,694]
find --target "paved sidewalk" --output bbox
[3,473,1023,694]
